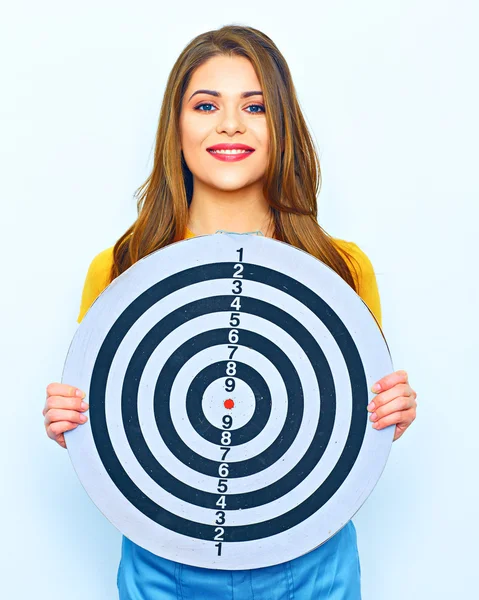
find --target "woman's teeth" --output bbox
[209,149,251,154]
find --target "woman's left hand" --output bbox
[367,370,417,442]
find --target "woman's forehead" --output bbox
[187,56,261,92]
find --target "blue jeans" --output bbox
[117,520,361,599]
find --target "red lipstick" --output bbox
[206,143,255,162]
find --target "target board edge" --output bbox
[63,232,394,569]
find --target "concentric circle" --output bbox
[63,232,393,569]
[186,361,271,444]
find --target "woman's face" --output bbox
[179,55,269,193]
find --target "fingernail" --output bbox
[367,402,375,411]
[371,383,381,393]
[81,401,89,410]
[76,389,85,398]
[79,414,88,422]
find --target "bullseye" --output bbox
[62,231,394,570]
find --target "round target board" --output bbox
[63,232,394,570]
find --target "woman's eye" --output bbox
[194,103,265,114]
[245,104,265,114]
[195,102,216,112]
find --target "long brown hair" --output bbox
[110,24,361,292]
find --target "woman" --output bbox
[43,24,417,599]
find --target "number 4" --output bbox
[216,495,227,509]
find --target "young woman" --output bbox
[43,24,417,600]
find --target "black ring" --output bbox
[186,360,272,445]
[123,312,304,482]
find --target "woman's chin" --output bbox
[198,175,263,193]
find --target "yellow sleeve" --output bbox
[335,239,383,329]
[76,246,115,324]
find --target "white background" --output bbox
[1,1,477,598]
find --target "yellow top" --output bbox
[77,228,382,328]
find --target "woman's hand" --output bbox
[43,383,90,449]
[367,370,417,442]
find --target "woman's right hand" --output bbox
[43,383,90,449]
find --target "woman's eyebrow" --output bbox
[187,89,263,102]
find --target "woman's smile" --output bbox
[207,142,255,162]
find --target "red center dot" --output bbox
[224,398,235,410]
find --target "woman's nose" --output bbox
[216,109,247,136]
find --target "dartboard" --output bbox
[62,232,393,570]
